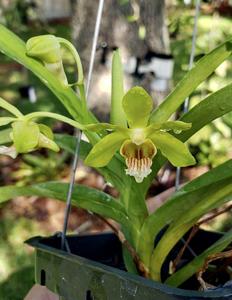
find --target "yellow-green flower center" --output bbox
[130,128,147,145]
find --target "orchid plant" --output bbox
[1,25,232,287]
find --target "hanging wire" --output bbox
[61,0,105,250]
[175,0,201,191]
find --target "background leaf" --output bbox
[0,181,130,226]
[179,83,232,141]
[137,160,232,276]
[110,50,127,127]
[150,39,232,123]
[143,82,232,193]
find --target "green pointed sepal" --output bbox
[122,86,153,128]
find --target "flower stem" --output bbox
[57,37,84,85]
[0,97,23,117]
[24,112,85,130]
[78,83,89,122]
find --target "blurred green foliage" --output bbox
[12,152,68,186]
[0,215,46,299]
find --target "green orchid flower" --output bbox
[0,119,60,158]
[0,97,60,158]
[85,87,196,183]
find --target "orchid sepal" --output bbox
[122,86,153,128]
[84,131,128,167]
[150,131,196,167]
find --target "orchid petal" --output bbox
[38,133,60,152]
[160,121,192,133]
[85,123,126,133]
[85,132,127,167]
[38,124,59,152]
[122,86,153,128]
[150,132,196,167]
[146,121,192,136]
[38,123,54,139]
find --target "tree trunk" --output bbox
[71,0,171,119]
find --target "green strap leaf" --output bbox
[179,82,232,141]
[122,86,153,128]
[0,181,129,226]
[150,132,195,167]
[165,229,232,287]
[143,82,232,193]
[150,39,232,123]
[85,132,127,167]
[110,50,127,127]
[150,178,232,281]
[137,159,232,273]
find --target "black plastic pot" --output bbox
[26,231,232,300]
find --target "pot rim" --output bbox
[25,233,232,298]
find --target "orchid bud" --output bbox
[26,35,68,85]
[26,35,84,86]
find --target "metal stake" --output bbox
[61,0,105,251]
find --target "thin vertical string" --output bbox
[61,0,105,250]
[86,0,105,97]
[175,0,201,191]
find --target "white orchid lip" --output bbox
[125,157,153,183]
[120,139,157,183]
